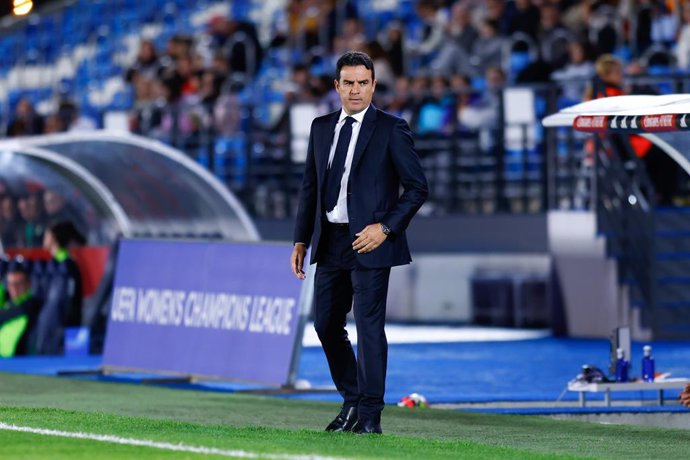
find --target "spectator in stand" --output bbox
[16,193,46,248]
[210,50,231,76]
[416,75,455,135]
[172,54,200,101]
[125,40,162,83]
[156,52,207,148]
[198,70,224,117]
[626,59,659,96]
[562,0,593,44]
[408,74,431,131]
[508,0,540,39]
[286,0,332,52]
[382,77,413,123]
[471,19,505,75]
[538,4,571,69]
[448,2,479,54]
[364,41,395,93]
[551,41,595,105]
[43,114,63,134]
[129,75,164,136]
[650,0,677,49]
[484,0,515,36]
[0,260,42,357]
[676,3,690,69]
[158,35,193,77]
[429,2,475,77]
[0,195,22,249]
[340,17,367,51]
[450,73,476,108]
[381,21,405,77]
[58,99,97,132]
[6,98,44,137]
[207,14,262,77]
[286,63,321,104]
[583,54,624,100]
[458,66,506,150]
[409,0,446,65]
[213,81,243,137]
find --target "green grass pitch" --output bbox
[0,372,689,459]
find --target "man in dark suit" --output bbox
[290,51,428,434]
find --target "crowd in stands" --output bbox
[103,0,690,158]
[1,0,687,159]
[5,96,97,137]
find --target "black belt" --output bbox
[327,222,349,228]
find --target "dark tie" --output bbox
[325,116,355,212]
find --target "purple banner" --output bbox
[102,239,303,385]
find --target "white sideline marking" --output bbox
[302,323,550,347]
[0,422,348,460]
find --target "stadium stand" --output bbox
[0,0,687,222]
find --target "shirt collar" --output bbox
[339,105,369,125]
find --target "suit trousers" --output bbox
[313,222,391,420]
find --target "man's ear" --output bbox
[334,79,339,91]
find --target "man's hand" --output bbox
[291,243,307,280]
[353,223,388,254]
[681,383,690,408]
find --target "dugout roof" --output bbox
[542,94,690,176]
[0,132,259,245]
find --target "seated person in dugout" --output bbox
[43,220,85,328]
[0,260,42,357]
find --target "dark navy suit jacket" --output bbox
[293,105,428,268]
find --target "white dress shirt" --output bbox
[326,106,370,223]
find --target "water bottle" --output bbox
[642,345,655,382]
[615,348,629,382]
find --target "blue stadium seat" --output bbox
[214,136,247,187]
[109,89,134,111]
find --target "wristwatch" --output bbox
[380,223,391,236]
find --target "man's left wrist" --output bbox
[380,223,391,236]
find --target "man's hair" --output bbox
[595,54,622,78]
[335,51,375,81]
[7,258,31,278]
[47,220,86,248]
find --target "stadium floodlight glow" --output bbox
[13,0,33,16]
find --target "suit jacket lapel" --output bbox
[318,111,340,191]
[351,105,377,172]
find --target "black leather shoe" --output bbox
[352,418,382,435]
[325,406,358,432]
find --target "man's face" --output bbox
[6,272,30,301]
[44,191,64,215]
[20,195,38,221]
[334,65,376,115]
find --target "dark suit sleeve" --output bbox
[293,120,318,247]
[382,118,429,234]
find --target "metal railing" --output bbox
[594,134,656,309]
